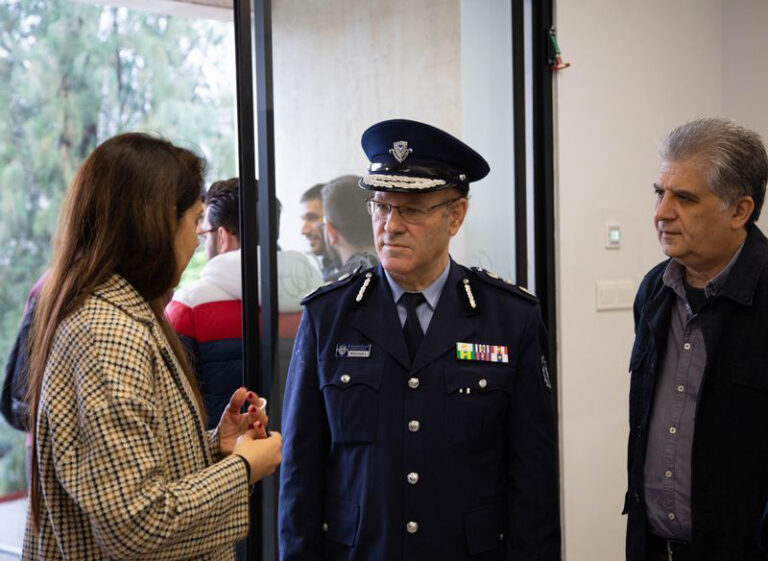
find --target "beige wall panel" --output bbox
[555,0,723,559]
[722,0,768,232]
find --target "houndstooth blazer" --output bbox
[23,275,250,560]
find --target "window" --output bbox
[0,1,236,554]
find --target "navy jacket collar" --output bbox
[642,225,768,352]
[352,260,477,372]
[715,224,768,306]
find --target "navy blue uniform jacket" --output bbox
[279,260,560,560]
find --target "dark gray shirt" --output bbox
[644,245,743,540]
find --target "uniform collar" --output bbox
[353,260,476,372]
[384,260,451,309]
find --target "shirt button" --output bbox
[407,472,419,485]
[408,377,420,389]
[406,521,419,534]
[322,522,329,532]
[668,512,676,521]
[665,470,672,478]
[669,426,677,435]
[408,420,420,432]
[683,342,691,350]
[478,378,487,389]
[340,374,351,384]
[677,385,685,393]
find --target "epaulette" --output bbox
[301,265,363,305]
[470,266,539,303]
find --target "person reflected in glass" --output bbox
[321,175,379,278]
[23,133,282,561]
[300,183,340,281]
[166,177,320,429]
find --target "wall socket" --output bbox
[595,280,635,310]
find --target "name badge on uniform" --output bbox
[456,342,509,364]
[335,344,372,358]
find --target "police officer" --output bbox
[279,119,560,561]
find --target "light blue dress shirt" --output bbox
[384,261,451,334]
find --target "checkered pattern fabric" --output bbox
[23,275,250,560]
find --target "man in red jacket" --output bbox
[166,178,320,428]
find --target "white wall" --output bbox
[460,0,517,280]
[722,0,768,233]
[271,0,519,274]
[555,1,723,559]
[271,0,462,254]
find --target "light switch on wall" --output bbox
[606,224,621,249]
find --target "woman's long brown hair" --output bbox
[26,133,207,530]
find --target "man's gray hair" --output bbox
[659,117,768,223]
[322,175,373,248]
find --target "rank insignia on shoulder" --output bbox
[301,268,362,305]
[457,277,479,312]
[336,344,372,358]
[354,271,375,305]
[470,266,538,303]
[456,342,509,364]
[517,284,535,297]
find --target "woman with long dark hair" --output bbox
[23,133,281,560]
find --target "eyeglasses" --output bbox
[365,197,463,225]
[197,227,216,244]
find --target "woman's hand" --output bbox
[234,429,282,484]
[218,387,268,456]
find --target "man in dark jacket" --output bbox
[626,118,768,561]
[279,119,560,560]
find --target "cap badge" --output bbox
[389,141,413,163]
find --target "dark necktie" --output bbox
[401,292,426,361]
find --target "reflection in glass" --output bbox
[299,184,340,282]
[321,175,379,280]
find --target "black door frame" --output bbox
[232,0,279,559]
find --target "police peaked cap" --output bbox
[359,119,490,193]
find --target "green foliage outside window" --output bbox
[0,0,235,495]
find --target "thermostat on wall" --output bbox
[606,224,621,249]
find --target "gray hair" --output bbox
[659,117,768,223]
[322,175,373,248]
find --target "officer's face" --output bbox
[300,198,326,255]
[372,189,467,286]
[654,159,753,276]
